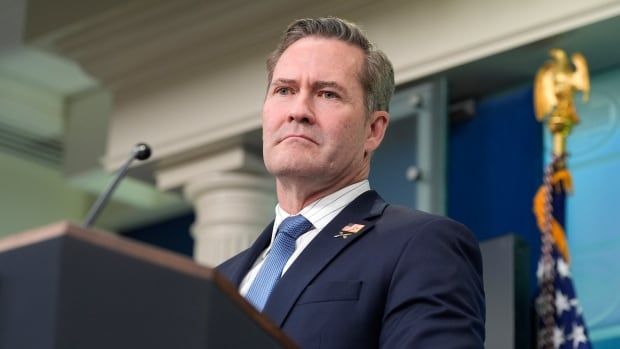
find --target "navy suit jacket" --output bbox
[217,191,485,348]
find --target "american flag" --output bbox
[534,160,592,349]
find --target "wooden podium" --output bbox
[0,222,297,349]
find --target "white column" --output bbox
[183,171,274,266]
[155,144,275,267]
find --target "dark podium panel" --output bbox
[0,222,296,349]
[480,234,531,349]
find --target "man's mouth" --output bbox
[280,134,318,144]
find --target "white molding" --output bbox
[155,144,265,191]
[393,2,620,84]
[102,109,261,171]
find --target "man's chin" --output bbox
[265,161,322,179]
[265,152,318,171]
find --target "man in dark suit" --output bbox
[217,17,485,348]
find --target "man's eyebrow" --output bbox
[270,78,297,86]
[313,81,346,94]
[269,79,348,95]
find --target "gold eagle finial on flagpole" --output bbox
[534,48,590,160]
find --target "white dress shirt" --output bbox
[239,180,370,296]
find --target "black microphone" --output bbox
[81,143,152,228]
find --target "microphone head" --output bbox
[133,143,152,160]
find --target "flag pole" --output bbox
[533,48,592,349]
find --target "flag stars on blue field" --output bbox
[556,291,571,315]
[568,324,588,348]
[557,258,571,278]
[569,299,583,315]
[555,323,589,349]
[543,250,592,349]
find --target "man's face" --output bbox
[262,37,387,188]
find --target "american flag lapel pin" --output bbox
[334,223,365,239]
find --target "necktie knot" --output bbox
[278,215,313,240]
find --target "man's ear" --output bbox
[364,111,389,154]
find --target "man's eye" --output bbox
[320,91,339,99]
[275,87,292,95]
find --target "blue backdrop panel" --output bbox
[121,213,195,257]
[448,85,542,292]
[557,67,620,343]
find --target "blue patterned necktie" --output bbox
[245,215,313,311]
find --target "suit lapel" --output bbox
[227,221,274,287]
[262,191,387,326]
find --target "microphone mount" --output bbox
[81,143,152,228]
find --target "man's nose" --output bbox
[288,93,315,124]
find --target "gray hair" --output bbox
[267,17,395,113]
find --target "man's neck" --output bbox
[275,176,367,214]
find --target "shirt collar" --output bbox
[271,179,371,241]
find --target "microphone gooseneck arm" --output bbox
[81,143,152,228]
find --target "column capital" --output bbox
[155,143,265,192]
[183,171,274,205]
